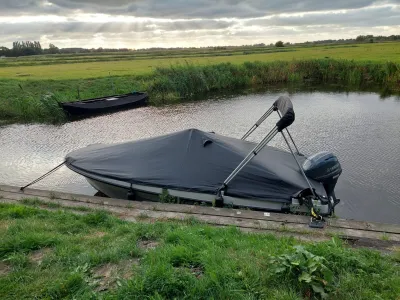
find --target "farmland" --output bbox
[0,42,399,124]
[0,42,399,80]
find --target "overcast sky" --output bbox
[1,0,399,49]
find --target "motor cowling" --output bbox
[303,151,342,199]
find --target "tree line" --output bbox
[0,41,61,57]
[299,35,400,45]
[274,35,400,48]
[1,35,399,57]
[0,41,130,57]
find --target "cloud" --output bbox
[1,0,398,18]
[0,19,235,35]
[245,5,400,27]
[0,0,62,15]
[0,1,399,48]
[1,24,399,49]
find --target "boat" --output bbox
[65,96,342,218]
[60,92,148,117]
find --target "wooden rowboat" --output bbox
[60,92,148,117]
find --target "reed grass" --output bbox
[0,59,399,124]
[0,92,66,124]
[148,60,400,104]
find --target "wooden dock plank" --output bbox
[1,184,399,234]
[0,185,314,224]
[1,184,400,233]
[1,187,399,243]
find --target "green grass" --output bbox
[0,202,399,299]
[381,233,391,241]
[1,42,399,79]
[0,47,296,68]
[20,198,94,212]
[1,59,399,124]
[147,60,400,104]
[0,42,399,124]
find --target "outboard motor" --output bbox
[303,151,342,201]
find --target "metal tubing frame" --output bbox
[241,106,301,155]
[276,110,300,154]
[280,131,316,197]
[241,106,274,140]
[222,126,279,187]
[222,99,328,218]
[284,127,300,154]
[223,100,312,198]
[275,110,315,197]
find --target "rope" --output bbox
[20,161,66,191]
[311,207,323,220]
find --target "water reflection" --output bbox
[1,86,399,224]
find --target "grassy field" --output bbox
[0,42,399,124]
[1,59,399,124]
[1,201,399,299]
[0,47,297,68]
[0,42,399,80]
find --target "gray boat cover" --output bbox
[66,129,325,203]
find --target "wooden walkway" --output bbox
[1,184,399,250]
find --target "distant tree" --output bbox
[356,35,365,42]
[11,41,42,56]
[275,41,284,47]
[0,46,10,56]
[369,38,374,43]
[48,43,60,54]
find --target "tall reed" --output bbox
[0,59,399,123]
[148,59,400,103]
[0,92,66,124]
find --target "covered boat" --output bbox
[60,92,148,117]
[65,96,342,217]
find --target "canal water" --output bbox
[1,88,400,224]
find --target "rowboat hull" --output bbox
[60,92,148,117]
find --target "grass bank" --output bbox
[0,59,399,124]
[0,75,148,124]
[147,60,400,103]
[0,202,399,299]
